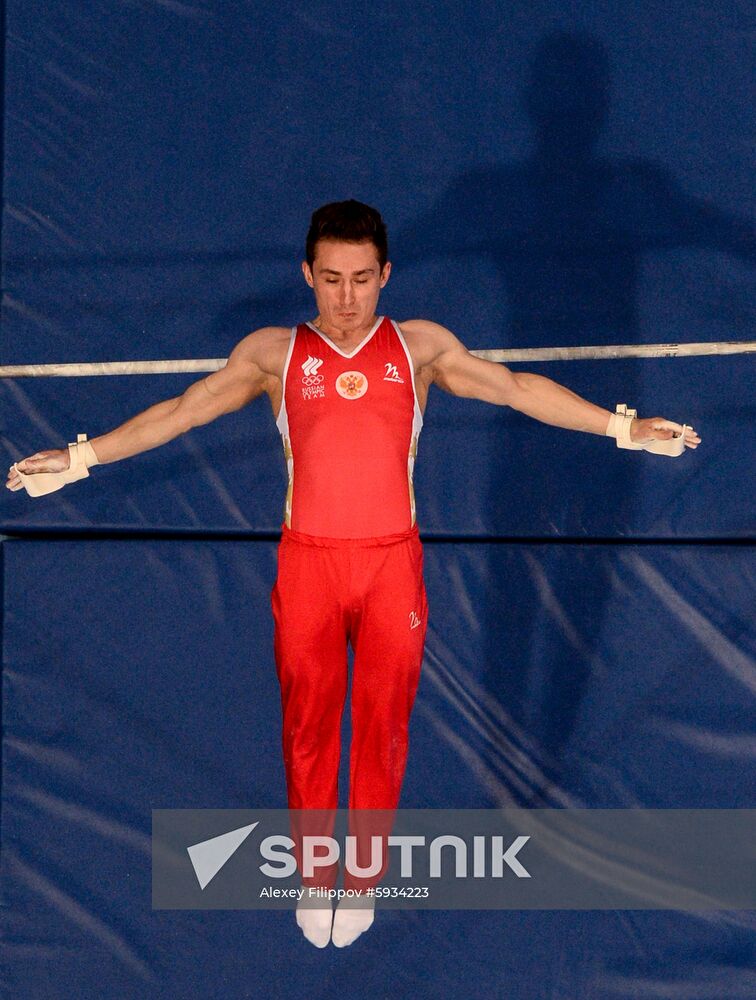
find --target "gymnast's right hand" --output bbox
[6,449,70,491]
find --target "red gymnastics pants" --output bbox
[271,523,428,891]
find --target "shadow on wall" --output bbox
[398,30,754,347]
[214,31,754,348]
[396,32,754,801]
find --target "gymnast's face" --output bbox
[302,239,391,336]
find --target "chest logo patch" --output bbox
[335,370,369,400]
[301,355,325,400]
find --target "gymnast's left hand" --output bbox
[630,417,701,449]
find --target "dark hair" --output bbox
[306,199,388,270]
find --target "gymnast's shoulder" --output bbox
[396,318,470,368]
[226,325,293,377]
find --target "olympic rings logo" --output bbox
[301,374,324,386]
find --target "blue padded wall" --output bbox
[2,540,754,998]
[1,2,754,998]
[1,1,754,536]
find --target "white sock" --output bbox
[331,895,376,948]
[295,894,334,949]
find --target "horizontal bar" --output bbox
[0,341,753,378]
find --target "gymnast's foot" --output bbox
[331,894,376,948]
[296,894,333,948]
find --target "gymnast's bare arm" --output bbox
[5,326,291,490]
[400,318,701,448]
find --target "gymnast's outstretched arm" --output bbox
[5,326,283,491]
[402,318,701,449]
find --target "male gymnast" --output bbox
[6,199,701,948]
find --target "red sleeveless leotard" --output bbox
[275,315,423,538]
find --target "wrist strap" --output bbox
[71,433,100,467]
[606,404,643,450]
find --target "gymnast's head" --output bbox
[302,200,392,330]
